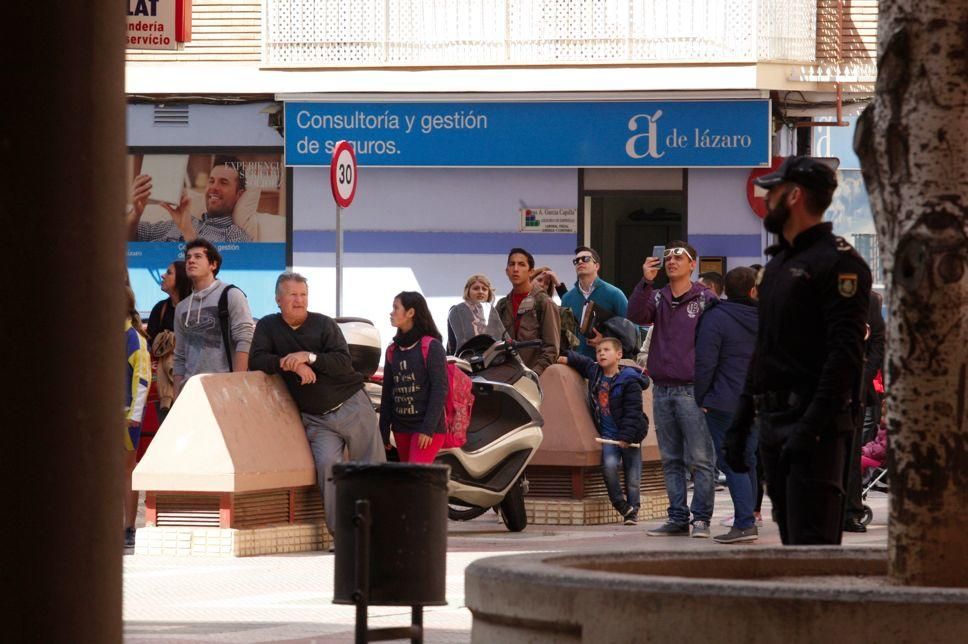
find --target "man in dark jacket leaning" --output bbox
[695,267,760,543]
[249,272,385,535]
[559,337,650,525]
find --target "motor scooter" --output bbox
[337,320,544,532]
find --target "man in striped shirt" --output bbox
[127,155,252,243]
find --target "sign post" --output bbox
[330,141,358,316]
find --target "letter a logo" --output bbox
[626,111,665,160]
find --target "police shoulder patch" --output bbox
[835,236,852,251]
[838,273,858,297]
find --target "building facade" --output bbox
[125,0,879,337]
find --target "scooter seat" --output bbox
[475,361,523,385]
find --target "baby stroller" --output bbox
[859,464,889,526]
[858,417,889,526]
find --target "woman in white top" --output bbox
[446,274,506,355]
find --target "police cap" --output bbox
[753,156,839,195]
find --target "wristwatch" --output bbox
[308,353,317,365]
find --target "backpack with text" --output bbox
[386,336,474,448]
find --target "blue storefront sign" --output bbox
[284,100,771,168]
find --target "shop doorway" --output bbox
[585,192,685,294]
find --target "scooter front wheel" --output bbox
[448,503,490,522]
[499,480,528,532]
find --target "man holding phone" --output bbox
[560,246,628,359]
[628,240,719,538]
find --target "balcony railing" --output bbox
[263,0,817,68]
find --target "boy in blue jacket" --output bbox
[558,337,650,524]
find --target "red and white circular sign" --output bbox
[330,140,358,208]
[746,156,784,218]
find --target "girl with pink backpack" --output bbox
[380,292,450,463]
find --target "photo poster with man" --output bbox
[125,151,287,318]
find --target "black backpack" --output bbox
[217,284,244,367]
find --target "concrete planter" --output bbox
[466,548,968,643]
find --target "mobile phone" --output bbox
[652,245,666,268]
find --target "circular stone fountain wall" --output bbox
[465,548,968,643]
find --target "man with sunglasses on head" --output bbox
[628,241,719,538]
[723,156,871,545]
[560,246,628,359]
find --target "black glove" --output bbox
[724,424,751,473]
[780,424,821,465]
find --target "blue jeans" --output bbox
[601,443,642,513]
[705,407,758,530]
[652,385,716,524]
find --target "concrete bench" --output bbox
[526,364,667,526]
[132,372,330,557]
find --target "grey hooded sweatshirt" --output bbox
[173,279,254,379]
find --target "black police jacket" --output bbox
[746,222,872,431]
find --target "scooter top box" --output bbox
[337,317,381,378]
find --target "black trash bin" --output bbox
[333,462,449,607]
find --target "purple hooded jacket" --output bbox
[627,279,718,387]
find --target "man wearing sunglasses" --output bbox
[560,246,628,359]
[723,156,871,546]
[628,240,719,538]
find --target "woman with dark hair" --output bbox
[146,260,191,420]
[379,291,449,464]
[147,261,191,344]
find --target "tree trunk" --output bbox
[854,1,968,587]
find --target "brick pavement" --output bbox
[124,489,889,643]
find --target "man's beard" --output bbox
[763,201,790,235]
[206,195,234,218]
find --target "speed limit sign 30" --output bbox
[330,140,357,208]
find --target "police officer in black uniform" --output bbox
[724,156,871,545]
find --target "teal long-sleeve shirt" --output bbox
[561,278,629,358]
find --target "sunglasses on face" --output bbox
[663,247,694,261]
[572,255,594,266]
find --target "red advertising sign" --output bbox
[127,0,192,50]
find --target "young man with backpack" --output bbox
[173,239,254,397]
[558,337,650,524]
[249,272,385,535]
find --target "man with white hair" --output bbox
[249,272,385,535]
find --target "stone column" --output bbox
[855,0,968,587]
[0,2,126,639]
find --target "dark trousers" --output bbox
[760,411,852,545]
[845,404,879,522]
[843,422,865,522]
